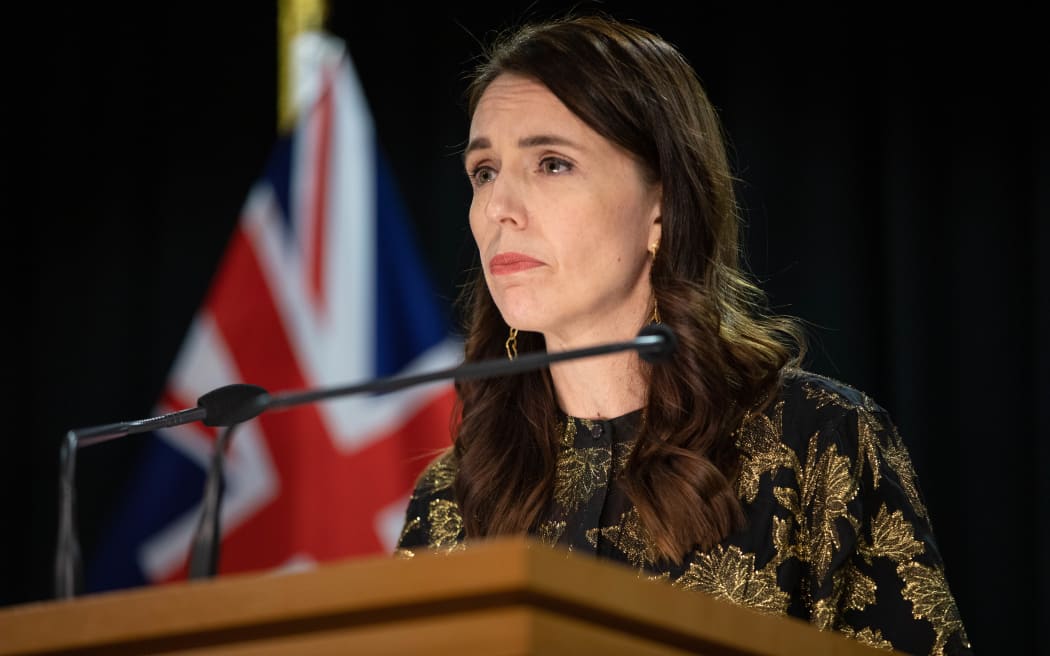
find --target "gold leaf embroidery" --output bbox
[559,418,577,447]
[537,520,567,546]
[812,597,837,631]
[676,545,790,616]
[598,508,658,568]
[645,571,672,584]
[613,438,635,477]
[853,409,882,488]
[803,383,882,488]
[844,563,877,612]
[803,381,850,411]
[880,426,930,520]
[802,379,881,419]
[770,514,798,569]
[397,516,421,547]
[898,562,966,656]
[798,431,859,584]
[555,446,611,514]
[416,451,456,497]
[840,626,894,650]
[866,505,924,563]
[427,499,463,550]
[393,548,415,559]
[736,401,795,503]
[774,486,799,515]
[811,569,845,630]
[811,562,880,628]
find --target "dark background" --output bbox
[11,2,1047,652]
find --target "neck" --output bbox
[544,327,649,420]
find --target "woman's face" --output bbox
[466,74,662,347]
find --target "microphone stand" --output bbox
[54,385,266,599]
[56,325,676,599]
[187,424,238,579]
[54,407,208,599]
[183,327,675,581]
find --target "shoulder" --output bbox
[775,368,898,449]
[735,368,899,476]
[409,448,458,502]
[736,371,970,653]
[397,448,464,553]
[779,368,887,420]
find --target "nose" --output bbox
[483,170,527,228]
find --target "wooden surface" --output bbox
[0,538,898,655]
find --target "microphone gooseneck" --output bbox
[56,325,678,598]
[260,325,677,413]
[53,384,272,599]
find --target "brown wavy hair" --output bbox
[452,14,805,563]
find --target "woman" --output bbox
[397,15,972,655]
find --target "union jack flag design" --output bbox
[87,32,459,590]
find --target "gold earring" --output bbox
[505,327,518,360]
[649,242,660,324]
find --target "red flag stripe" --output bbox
[183,223,455,577]
[306,66,333,318]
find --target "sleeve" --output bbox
[802,397,973,655]
[394,449,465,556]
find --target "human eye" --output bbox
[467,164,497,187]
[539,156,573,175]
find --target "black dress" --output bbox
[397,369,973,655]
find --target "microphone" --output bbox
[636,323,677,364]
[56,325,676,598]
[260,323,677,411]
[54,384,268,599]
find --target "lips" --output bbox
[489,252,544,275]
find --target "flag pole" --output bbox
[278,0,328,133]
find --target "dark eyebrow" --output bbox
[463,137,490,162]
[518,134,580,150]
[462,134,582,164]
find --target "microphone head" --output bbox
[198,384,269,427]
[637,323,677,363]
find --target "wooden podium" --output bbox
[0,538,894,655]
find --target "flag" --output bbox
[87,32,459,590]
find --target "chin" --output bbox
[491,293,549,333]
[498,313,543,333]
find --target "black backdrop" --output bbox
[11,3,1047,652]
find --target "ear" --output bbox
[647,184,662,249]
